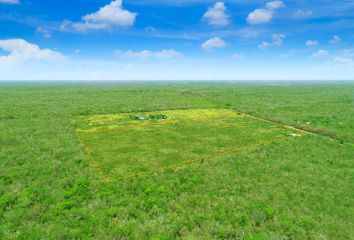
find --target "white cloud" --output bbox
[0,39,65,64]
[312,49,328,58]
[293,9,312,18]
[272,33,285,46]
[331,49,354,66]
[305,40,318,47]
[0,0,19,4]
[61,0,136,32]
[247,9,272,25]
[232,53,244,59]
[115,49,183,59]
[203,2,230,27]
[36,27,51,38]
[329,35,341,44]
[338,49,354,58]
[258,41,271,50]
[247,1,285,25]
[258,34,285,50]
[312,49,354,65]
[333,57,354,66]
[201,37,226,51]
[119,50,153,59]
[265,1,285,10]
[155,49,183,59]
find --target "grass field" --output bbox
[0,81,353,239]
[77,109,302,181]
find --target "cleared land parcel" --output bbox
[77,109,303,181]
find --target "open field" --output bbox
[0,81,353,239]
[77,109,302,181]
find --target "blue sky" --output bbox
[0,0,354,80]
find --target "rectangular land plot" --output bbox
[77,109,299,181]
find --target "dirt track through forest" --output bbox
[199,93,354,146]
